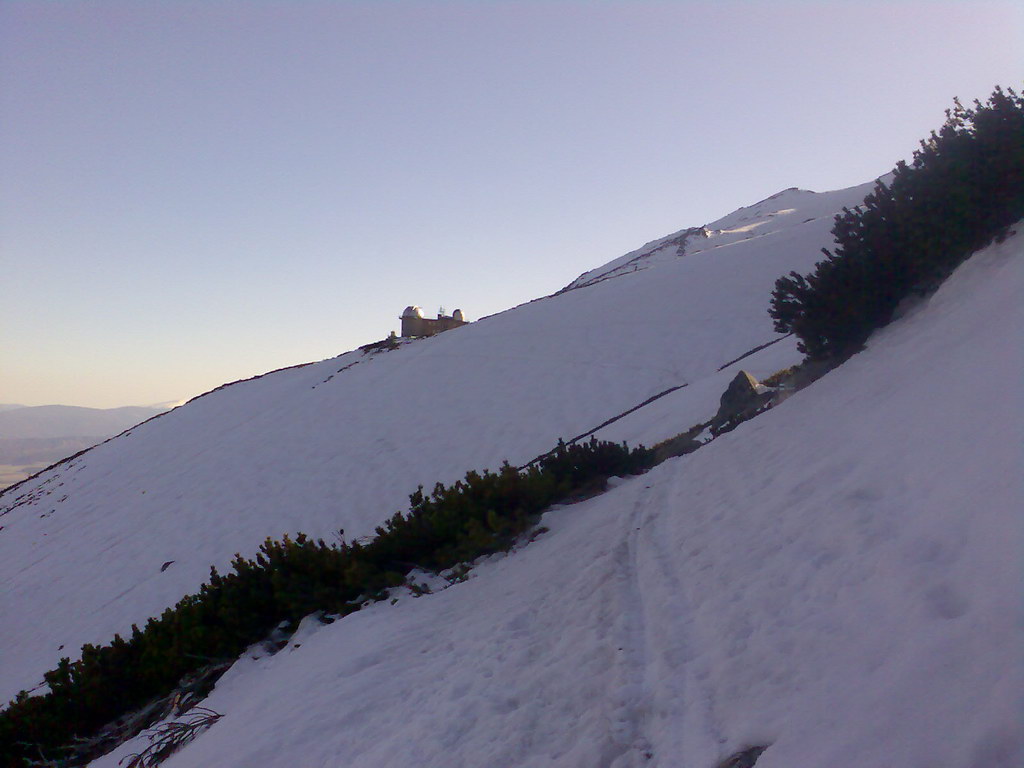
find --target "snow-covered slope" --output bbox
[563,183,880,292]
[91,224,1023,768]
[0,176,888,706]
[0,186,859,704]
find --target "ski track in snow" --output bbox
[641,473,723,765]
[605,472,726,768]
[606,482,655,765]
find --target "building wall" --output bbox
[400,315,426,337]
[400,313,468,338]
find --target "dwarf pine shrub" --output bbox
[0,437,651,767]
[770,86,1024,359]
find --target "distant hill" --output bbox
[0,405,164,440]
[0,405,166,489]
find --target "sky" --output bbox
[1,1,1020,409]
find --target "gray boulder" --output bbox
[711,370,772,434]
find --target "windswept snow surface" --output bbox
[92,230,1022,768]
[1,182,880,704]
[562,181,880,291]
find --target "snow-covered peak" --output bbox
[562,179,881,293]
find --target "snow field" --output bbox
[0,182,878,705]
[92,228,1021,767]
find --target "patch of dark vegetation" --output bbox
[358,335,400,353]
[120,706,223,768]
[520,385,689,469]
[771,86,1024,360]
[758,366,797,388]
[650,422,708,462]
[0,438,652,767]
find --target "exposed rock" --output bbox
[711,370,774,435]
[717,745,768,768]
[721,370,760,410]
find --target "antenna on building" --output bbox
[438,305,446,317]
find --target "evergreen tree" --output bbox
[770,86,1024,359]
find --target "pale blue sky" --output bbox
[2,1,1020,408]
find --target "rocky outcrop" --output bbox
[717,745,768,768]
[710,370,775,435]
